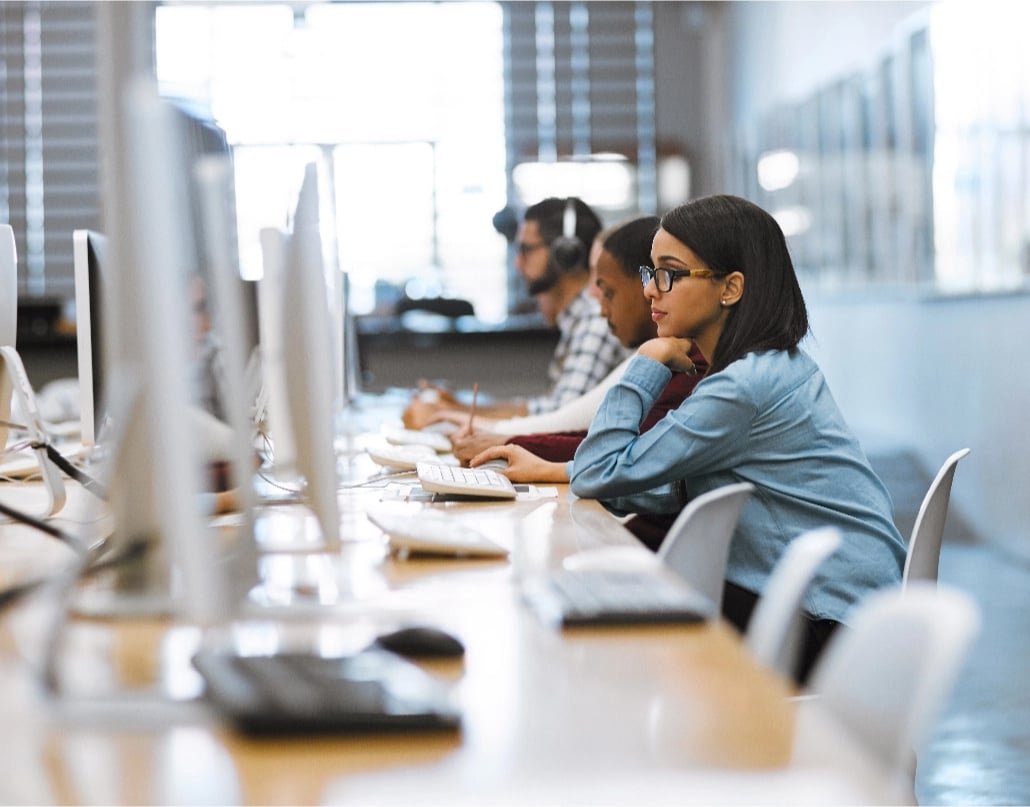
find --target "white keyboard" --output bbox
[367,511,509,558]
[383,428,452,453]
[415,461,517,500]
[365,443,439,470]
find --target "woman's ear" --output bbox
[722,271,745,306]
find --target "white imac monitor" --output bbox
[280,163,342,550]
[82,76,260,622]
[257,226,297,474]
[0,224,15,349]
[72,229,108,448]
[1,224,17,450]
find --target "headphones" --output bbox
[549,198,587,274]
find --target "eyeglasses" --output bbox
[516,241,548,258]
[639,265,720,292]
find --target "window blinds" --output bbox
[1,1,102,301]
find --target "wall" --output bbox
[715,0,1030,560]
[804,291,1030,559]
[653,2,728,199]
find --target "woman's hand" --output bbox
[636,337,698,374]
[469,444,569,484]
[401,382,461,429]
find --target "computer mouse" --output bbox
[374,626,466,658]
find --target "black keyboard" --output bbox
[522,569,713,627]
[191,647,461,736]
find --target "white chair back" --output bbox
[745,526,842,679]
[903,448,970,589]
[807,582,980,777]
[657,481,755,610]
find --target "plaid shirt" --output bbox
[527,288,630,415]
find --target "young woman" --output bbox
[565,194,907,681]
[462,216,706,474]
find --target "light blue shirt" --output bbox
[568,349,906,624]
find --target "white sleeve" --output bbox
[492,355,632,436]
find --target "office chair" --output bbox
[744,526,842,681]
[657,482,754,611]
[799,581,980,805]
[903,448,971,590]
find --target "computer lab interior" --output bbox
[2,1,1029,805]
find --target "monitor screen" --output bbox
[0,224,16,349]
[280,163,341,550]
[73,229,108,447]
[81,77,260,621]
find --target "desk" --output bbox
[0,430,881,805]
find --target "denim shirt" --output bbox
[568,348,906,623]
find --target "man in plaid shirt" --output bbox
[403,197,630,428]
[517,197,630,415]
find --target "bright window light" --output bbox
[757,149,800,192]
[155,2,509,321]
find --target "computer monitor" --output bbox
[81,75,258,622]
[72,229,108,448]
[0,224,15,349]
[279,162,342,550]
[1,224,17,451]
[256,226,297,473]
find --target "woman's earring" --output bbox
[721,299,728,306]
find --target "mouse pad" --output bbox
[191,647,461,736]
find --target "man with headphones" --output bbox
[404,196,629,426]
[513,196,629,414]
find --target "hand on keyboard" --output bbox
[415,461,517,499]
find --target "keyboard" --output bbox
[365,443,440,470]
[383,428,452,453]
[191,647,461,736]
[367,510,509,558]
[521,568,713,627]
[415,460,517,500]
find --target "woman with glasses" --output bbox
[561,194,906,682]
[476,195,904,681]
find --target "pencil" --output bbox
[465,382,479,436]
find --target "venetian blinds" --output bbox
[0,1,108,301]
[500,1,657,213]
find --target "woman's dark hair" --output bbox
[659,194,808,374]
[602,215,660,278]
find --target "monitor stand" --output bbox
[0,345,67,517]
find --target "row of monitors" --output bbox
[62,83,353,623]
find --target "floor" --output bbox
[868,449,1030,806]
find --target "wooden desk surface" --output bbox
[0,433,878,805]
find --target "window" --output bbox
[2,1,660,321]
[156,1,660,322]
[1,2,103,301]
[156,2,511,321]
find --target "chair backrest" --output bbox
[806,581,980,776]
[903,448,970,590]
[744,526,842,679]
[657,481,755,611]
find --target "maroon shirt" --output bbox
[507,346,709,552]
[507,347,708,463]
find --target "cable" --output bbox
[0,499,88,555]
[36,442,109,500]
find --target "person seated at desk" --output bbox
[403,197,630,426]
[454,215,705,548]
[555,194,904,682]
[449,216,703,457]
